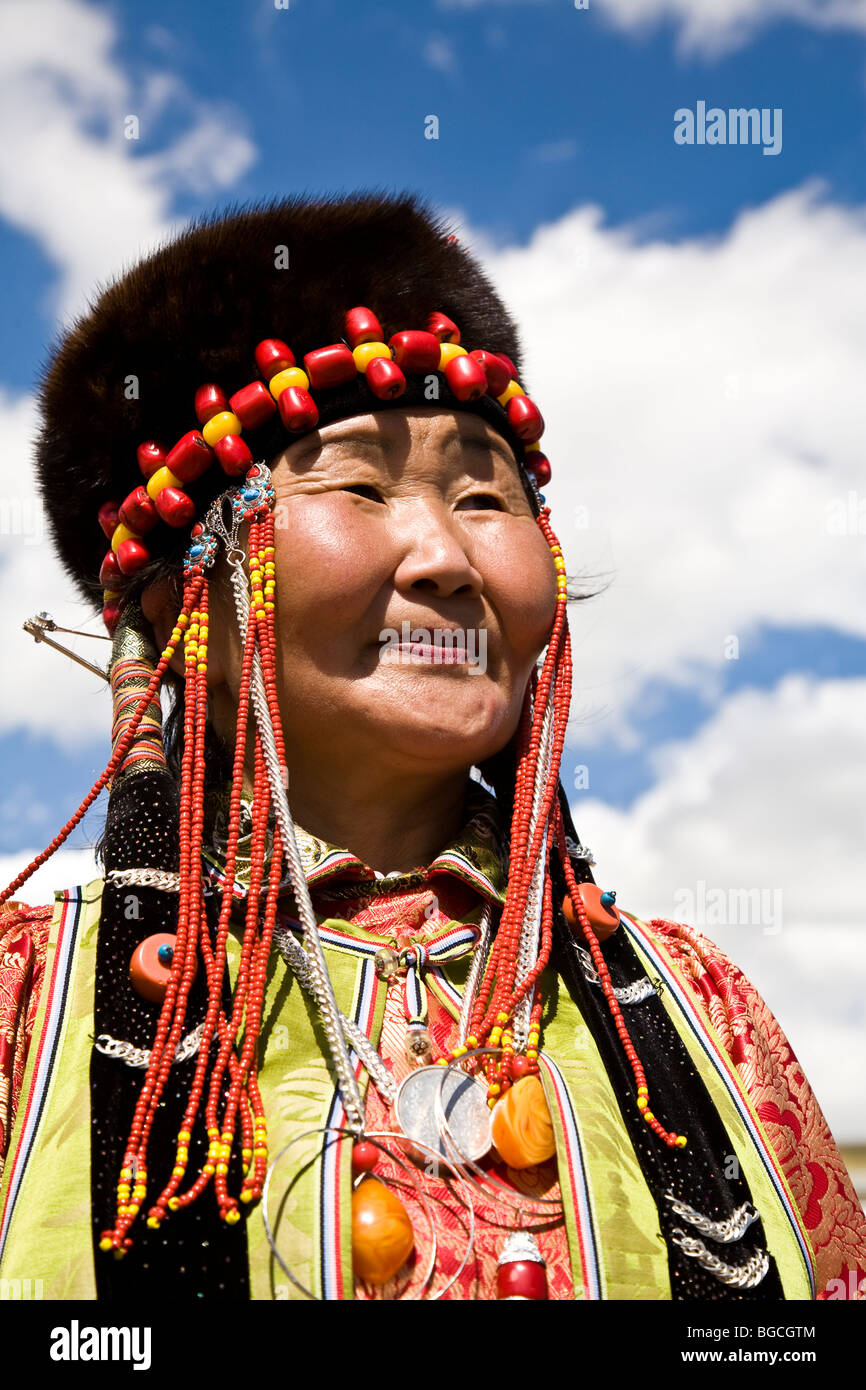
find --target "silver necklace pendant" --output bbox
[393,1065,492,1167]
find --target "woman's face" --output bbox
[213,407,558,780]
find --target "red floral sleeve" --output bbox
[649,917,866,1300]
[0,901,52,1180]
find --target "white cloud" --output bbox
[437,0,866,57]
[0,0,257,322]
[424,35,458,73]
[0,846,101,908]
[472,182,866,750]
[572,674,866,1141]
[600,0,866,58]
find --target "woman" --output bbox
[0,191,863,1301]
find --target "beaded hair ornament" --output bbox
[2,303,684,1287]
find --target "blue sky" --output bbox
[1,0,865,1134]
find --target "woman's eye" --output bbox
[456,493,504,512]
[341,484,384,502]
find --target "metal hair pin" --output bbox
[22,611,110,681]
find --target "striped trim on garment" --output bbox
[318,956,380,1300]
[618,911,817,1297]
[537,1052,603,1299]
[0,888,84,1266]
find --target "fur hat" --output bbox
[35,188,534,606]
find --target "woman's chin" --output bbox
[353,682,512,766]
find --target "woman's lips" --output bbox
[378,642,479,665]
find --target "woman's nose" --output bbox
[391,505,484,599]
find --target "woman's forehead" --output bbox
[277,408,517,467]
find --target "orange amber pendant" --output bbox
[490,1075,557,1169]
[351,1178,415,1286]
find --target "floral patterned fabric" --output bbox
[0,902,52,1183]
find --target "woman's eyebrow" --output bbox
[297,424,514,464]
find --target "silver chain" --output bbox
[106,868,181,892]
[666,1193,759,1244]
[671,1228,769,1288]
[94,1021,205,1069]
[574,944,658,1005]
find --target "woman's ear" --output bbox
[140,575,186,677]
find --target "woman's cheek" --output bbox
[273,496,387,618]
[484,523,558,658]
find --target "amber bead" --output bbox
[255,338,295,379]
[351,1179,414,1286]
[366,356,406,399]
[166,430,213,484]
[490,1075,556,1169]
[230,381,276,429]
[194,383,228,426]
[388,330,440,374]
[345,306,384,348]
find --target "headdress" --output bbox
[4,190,686,1294]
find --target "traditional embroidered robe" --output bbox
[1,787,864,1299]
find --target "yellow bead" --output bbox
[438,342,467,368]
[202,411,242,446]
[488,1098,498,1110]
[203,1164,215,1176]
[177,1129,191,1142]
[103,589,120,601]
[146,465,182,500]
[496,1011,509,1024]
[353,341,391,372]
[99,1236,114,1251]
[269,366,309,399]
[644,1111,655,1123]
[451,1045,467,1058]
[637,1097,648,1110]
[168,1197,180,1211]
[145,1217,161,1230]
[224,1208,241,1225]
[497,380,524,406]
[676,1135,688,1148]
[525,441,541,453]
[240,1189,253,1204]
[488,1083,501,1096]
[172,1165,185,1178]
[111,522,140,553]
[466,1036,479,1049]
[526,1050,538,1060]
[242,1147,253,1160]
[216,1162,228,1175]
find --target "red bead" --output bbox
[444,353,487,402]
[255,338,295,380]
[99,550,121,587]
[194,383,228,426]
[506,394,544,444]
[154,486,196,528]
[510,1055,531,1080]
[116,538,151,576]
[388,330,441,374]
[470,350,511,398]
[277,386,319,432]
[229,381,277,429]
[119,486,158,534]
[529,453,551,487]
[129,933,190,1004]
[136,441,166,479]
[166,430,214,484]
[345,306,384,348]
[351,1142,379,1174]
[214,433,254,476]
[496,1260,549,1301]
[98,500,120,540]
[496,352,518,380]
[103,601,122,635]
[365,356,406,400]
[427,311,461,344]
[303,344,356,389]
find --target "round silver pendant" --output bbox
[394,1064,492,1165]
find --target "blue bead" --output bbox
[157,944,174,967]
[600,890,617,910]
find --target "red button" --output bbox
[562,883,619,942]
[128,933,193,1003]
